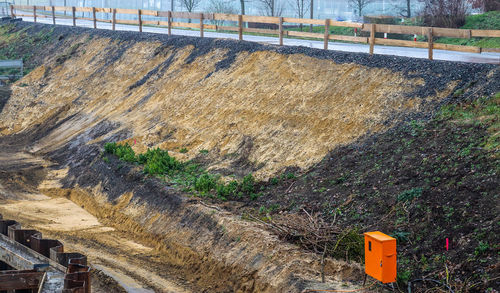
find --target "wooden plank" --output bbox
[95,7,112,13]
[167,11,172,35]
[432,27,470,38]
[33,6,37,23]
[282,17,324,25]
[287,30,323,39]
[141,10,158,16]
[374,38,428,48]
[324,19,330,49]
[10,5,14,18]
[216,25,239,32]
[51,6,55,25]
[470,29,500,38]
[53,6,72,12]
[71,6,75,26]
[142,20,159,25]
[433,43,480,53]
[482,48,500,53]
[138,9,142,32]
[112,8,116,31]
[279,17,284,45]
[115,8,138,15]
[329,20,364,28]
[238,15,243,40]
[96,18,112,23]
[171,21,200,29]
[369,23,375,55]
[171,11,200,19]
[367,24,427,35]
[115,19,138,25]
[214,13,239,22]
[200,13,204,38]
[243,27,279,34]
[329,34,368,43]
[92,7,96,28]
[74,7,93,13]
[242,15,280,24]
[428,28,433,60]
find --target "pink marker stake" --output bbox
[134,139,136,145]
[446,238,449,251]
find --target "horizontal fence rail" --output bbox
[10,5,500,60]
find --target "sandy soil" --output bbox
[0,192,194,292]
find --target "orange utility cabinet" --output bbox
[364,231,397,283]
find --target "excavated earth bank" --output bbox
[0,21,498,292]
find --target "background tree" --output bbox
[206,0,237,26]
[258,0,284,16]
[348,0,375,17]
[392,0,413,18]
[421,0,469,27]
[290,0,310,30]
[179,0,202,22]
[179,0,202,13]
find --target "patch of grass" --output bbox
[199,149,209,154]
[397,187,423,202]
[435,11,500,48]
[104,142,259,200]
[179,147,188,153]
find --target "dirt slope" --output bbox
[0,20,498,292]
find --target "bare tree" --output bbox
[290,0,310,30]
[258,0,284,16]
[206,0,237,26]
[348,0,375,17]
[393,0,413,18]
[179,0,202,12]
[421,0,469,27]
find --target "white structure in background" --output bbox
[11,0,424,21]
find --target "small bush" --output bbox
[397,188,423,202]
[140,148,181,175]
[241,174,255,194]
[179,148,188,153]
[195,173,218,193]
[217,180,239,198]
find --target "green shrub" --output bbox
[179,148,188,153]
[195,173,218,193]
[397,188,423,202]
[140,148,181,175]
[104,142,136,163]
[241,174,255,194]
[217,180,239,198]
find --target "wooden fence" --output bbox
[10,5,500,60]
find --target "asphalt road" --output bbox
[18,15,500,64]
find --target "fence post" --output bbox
[138,9,142,32]
[279,17,283,46]
[112,8,116,31]
[33,6,36,23]
[369,23,376,55]
[72,6,76,26]
[52,6,55,25]
[10,5,14,18]
[167,11,172,36]
[324,19,330,50]
[238,14,243,41]
[92,7,96,29]
[200,13,204,38]
[428,28,433,60]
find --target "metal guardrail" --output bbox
[0,59,23,80]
